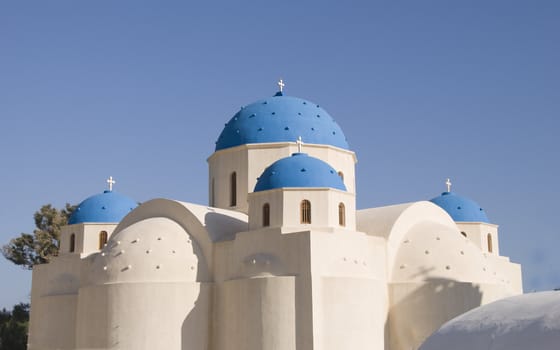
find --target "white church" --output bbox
[28,82,523,350]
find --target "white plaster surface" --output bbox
[420,291,560,350]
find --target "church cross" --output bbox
[446,178,452,192]
[107,176,116,191]
[296,136,303,153]
[277,79,285,92]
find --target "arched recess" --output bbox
[357,201,459,278]
[487,233,493,253]
[114,199,219,281]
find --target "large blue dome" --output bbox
[430,192,489,223]
[254,153,347,192]
[68,190,138,224]
[215,92,349,151]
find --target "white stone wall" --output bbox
[28,196,523,350]
[248,188,355,232]
[307,231,387,350]
[388,281,515,350]
[247,189,285,230]
[59,223,118,257]
[28,254,82,350]
[456,222,500,255]
[213,276,297,350]
[75,282,211,350]
[281,189,355,232]
[27,294,77,350]
[212,220,388,350]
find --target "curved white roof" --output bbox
[420,291,560,350]
[84,199,248,285]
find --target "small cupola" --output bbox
[429,179,489,223]
[254,152,347,192]
[430,179,499,255]
[62,177,138,256]
[69,177,138,224]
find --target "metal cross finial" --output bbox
[446,178,452,192]
[107,176,116,191]
[277,79,285,92]
[296,136,303,153]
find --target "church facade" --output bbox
[28,84,522,350]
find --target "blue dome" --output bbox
[68,190,138,224]
[254,153,347,192]
[430,192,489,223]
[215,92,349,151]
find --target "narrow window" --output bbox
[262,203,270,227]
[211,178,215,207]
[230,172,237,207]
[337,171,344,181]
[300,200,311,224]
[487,233,493,253]
[338,202,346,227]
[99,231,108,249]
[69,233,76,253]
[460,231,467,237]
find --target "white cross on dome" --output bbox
[106,176,116,191]
[277,79,285,92]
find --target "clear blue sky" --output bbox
[1,1,559,308]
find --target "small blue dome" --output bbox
[254,153,346,192]
[430,192,489,223]
[68,190,138,224]
[215,92,349,151]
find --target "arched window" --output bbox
[460,231,467,237]
[262,203,270,227]
[487,233,493,253]
[69,233,76,253]
[99,231,108,249]
[338,171,344,181]
[300,200,311,224]
[338,203,346,227]
[230,172,237,207]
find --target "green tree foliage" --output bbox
[0,303,29,350]
[2,204,75,269]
